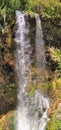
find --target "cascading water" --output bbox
[35,13,47,81]
[35,13,45,69]
[15,10,50,130]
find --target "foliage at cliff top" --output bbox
[28,0,61,17]
[0,0,61,18]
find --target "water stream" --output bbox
[15,10,50,130]
[35,13,45,69]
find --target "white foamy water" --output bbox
[35,13,46,69]
[15,10,50,130]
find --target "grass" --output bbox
[46,115,61,130]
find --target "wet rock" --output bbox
[0,14,17,115]
[48,99,61,116]
[4,53,14,66]
[56,103,61,119]
[57,103,61,112]
[42,18,61,48]
[0,73,4,84]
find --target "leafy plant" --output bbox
[49,47,61,70]
[8,113,15,130]
[0,0,61,18]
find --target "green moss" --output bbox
[29,85,35,96]
[8,113,15,130]
[49,48,61,61]
[46,117,61,130]
[27,0,61,18]
[55,120,61,130]
[0,0,61,18]
[28,11,35,18]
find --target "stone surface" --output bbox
[57,103,61,112]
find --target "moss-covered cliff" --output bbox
[0,14,17,115]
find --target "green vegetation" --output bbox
[55,120,61,130]
[0,0,27,14]
[8,113,14,130]
[0,12,17,114]
[49,47,61,70]
[27,0,61,17]
[0,111,15,130]
[0,0,61,18]
[46,114,61,130]
[47,47,61,90]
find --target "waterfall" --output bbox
[35,13,45,69]
[35,13,47,81]
[15,10,50,130]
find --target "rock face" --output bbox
[4,53,14,66]
[57,103,61,112]
[56,103,61,120]
[42,18,61,48]
[48,99,61,116]
[0,15,17,115]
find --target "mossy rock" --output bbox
[0,111,15,130]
